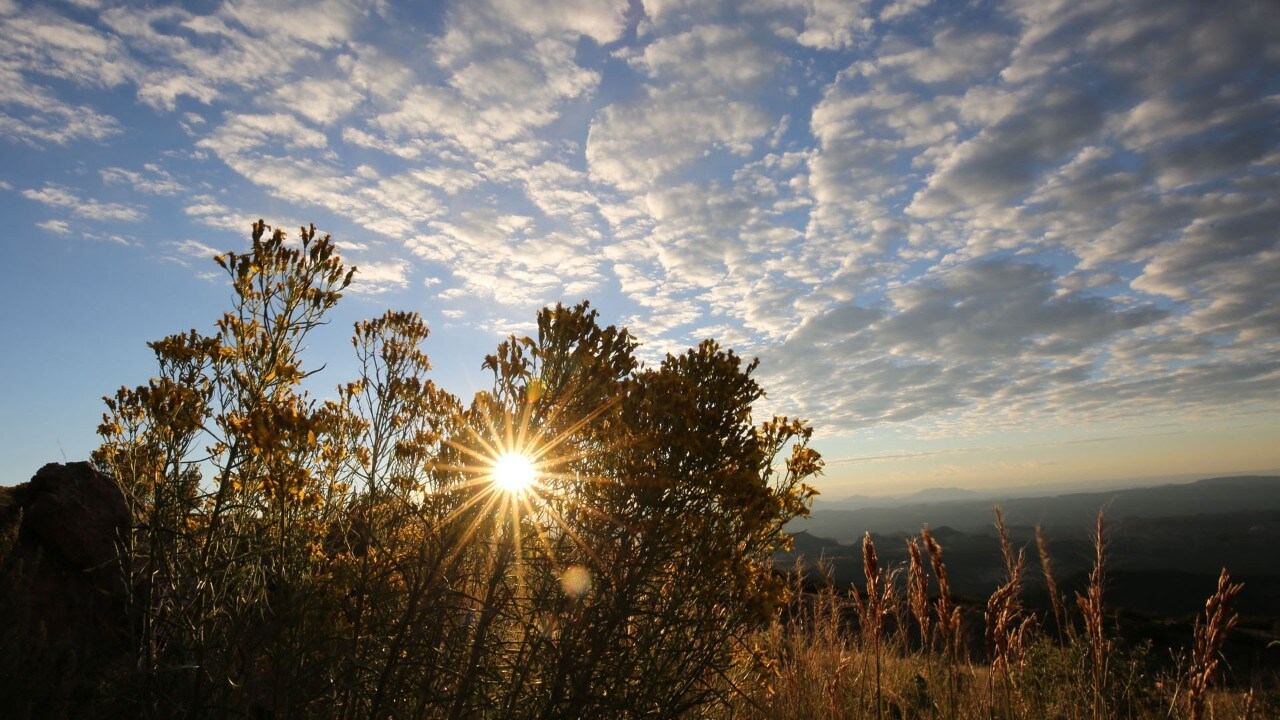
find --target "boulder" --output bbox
[4,461,130,570]
[0,462,132,718]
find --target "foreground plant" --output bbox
[985,507,1033,716]
[1183,569,1245,720]
[89,220,821,719]
[731,518,1264,720]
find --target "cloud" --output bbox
[219,0,369,49]
[755,258,1171,432]
[403,207,606,309]
[0,7,133,88]
[875,27,1013,85]
[1131,193,1280,345]
[348,0,617,164]
[876,260,1166,361]
[908,85,1107,218]
[514,161,599,220]
[36,218,71,234]
[22,183,143,222]
[183,197,246,232]
[747,0,874,50]
[450,0,628,47]
[0,63,121,145]
[587,90,772,191]
[350,259,410,294]
[100,164,184,195]
[165,238,221,266]
[878,0,931,23]
[198,113,328,156]
[269,75,364,125]
[634,24,784,93]
[2,0,1277,447]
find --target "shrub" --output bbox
[91,221,820,718]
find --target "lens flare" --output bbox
[492,452,537,494]
[560,565,592,598]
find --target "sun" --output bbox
[491,452,537,494]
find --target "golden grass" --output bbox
[724,511,1272,720]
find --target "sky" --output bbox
[1,0,1278,495]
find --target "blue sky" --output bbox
[2,0,1278,494]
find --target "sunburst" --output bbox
[491,451,537,495]
[432,383,635,597]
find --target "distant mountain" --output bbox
[904,486,983,503]
[784,530,845,558]
[821,486,982,509]
[794,475,1280,543]
[779,508,1280,622]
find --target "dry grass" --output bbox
[1185,568,1246,720]
[1036,524,1066,644]
[1078,508,1111,720]
[727,510,1270,720]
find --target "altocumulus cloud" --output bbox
[1,0,1277,441]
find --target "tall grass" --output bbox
[730,510,1269,720]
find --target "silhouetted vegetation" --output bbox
[22,220,814,719]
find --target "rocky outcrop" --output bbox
[3,461,129,563]
[0,462,132,718]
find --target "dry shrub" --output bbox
[88,221,822,719]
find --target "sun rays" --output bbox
[421,387,632,597]
[491,452,537,495]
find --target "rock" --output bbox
[0,462,132,718]
[7,462,130,570]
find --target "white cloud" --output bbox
[875,28,1013,85]
[350,259,410,294]
[875,260,1166,362]
[166,238,220,266]
[445,0,628,49]
[183,197,244,231]
[100,164,184,195]
[587,90,772,191]
[344,0,616,166]
[635,24,783,93]
[2,0,1276,446]
[747,0,874,50]
[0,62,121,145]
[96,2,346,111]
[22,184,142,222]
[198,113,328,156]
[269,75,364,125]
[36,218,70,234]
[0,8,133,89]
[879,0,931,22]
[219,0,370,49]
[908,86,1107,218]
[514,161,598,220]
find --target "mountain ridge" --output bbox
[795,475,1280,543]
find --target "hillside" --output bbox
[792,475,1280,543]
[781,476,1280,631]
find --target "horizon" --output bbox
[816,468,1280,502]
[3,0,1278,493]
